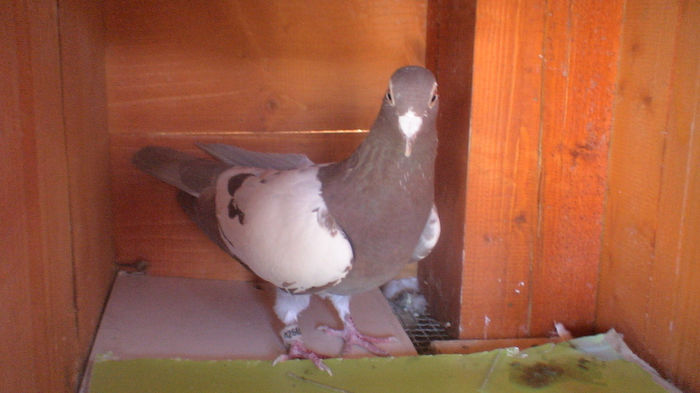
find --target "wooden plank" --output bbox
[460,0,544,339]
[647,2,699,390]
[419,0,476,337]
[597,0,681,365]
[431,337,562,355]
[670,118,699,392]
[0,1,79,391]
[111,132,367,280]
[427,0,621,340]
[666,5,700,390]
[598,0,680,349]
[598,1,699,391]
[104,0,427,134]
[531,0,623,336]
[57,0,116,373]
[0,5,43,392]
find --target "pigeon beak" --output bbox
[404,135,417,157]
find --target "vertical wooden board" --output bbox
[670,128,699,392]
[655,2,699,390]
[1,1,79,391]
[597,0,683,369]
[104,0,427,134]
[0,5,40,391]
[58,0,116,366]
[460,0,544,338]
[531,0,622,336]
[111,132,366,280]
[641,2,700,390]
[419,0,476,337]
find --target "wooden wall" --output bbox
[3,0,694,391]
[0,1,114,392]
[422,0,623,339]
[597,1,699,391]
[107,0,428,279]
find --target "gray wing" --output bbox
[411,204,440,262]
[196,143,314,170]
[132,146,228,197]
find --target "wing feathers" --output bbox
[197,143,314,170]
[132,146,227,197]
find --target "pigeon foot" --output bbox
[318,315,396,356]
[273,339,332,375]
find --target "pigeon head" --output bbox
[377,66,438,157]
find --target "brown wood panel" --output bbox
[104,0,427,134]
[58,0,116,375]
[112,132,367,280]
[0,1,78,391]
[419,0,476,337]
[431,336,563,354]
[598,1,699,391]
[671,131,699,392]
[531,0,622,336]
[426,0,620,340]
[460,0,544,339]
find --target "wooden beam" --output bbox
[531,0,622,336]
[420,0,477,337]
[58,0,116,371]
[425,0,621,339]
[1,1,78,391]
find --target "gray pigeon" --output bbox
[132,66,440,373]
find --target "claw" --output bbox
[319,315,396,356]
[273,339,333,375]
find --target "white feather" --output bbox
[398,109,423,157]
[216,166,353,293]
[319,293,351,320]
[411,204,441,261]
[274,288,311,324]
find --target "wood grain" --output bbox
[531,0,622,336]
[58,0,116,375]
[598,1,699,391]
[431,337,562,355]
[461,0,545,339]
[1,1,78,391]
[104,0,427,134]
[425,0,622,341]
[111,132,367,280]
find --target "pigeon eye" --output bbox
[429,85,438,108]
[385,90,395,105]
[429,93,438,107]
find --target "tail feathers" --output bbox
[196,142,314,170]
[132,146,226,197]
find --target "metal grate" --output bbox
[389,302,451,355]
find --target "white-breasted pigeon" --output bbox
[132,66,441,374]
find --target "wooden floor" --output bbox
[80,274,415,390]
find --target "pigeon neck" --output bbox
[319,118,436,192]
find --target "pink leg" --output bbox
[319,314,395,356]
[319,293,396,356]
[272,289,333,374]
[273,329,331,374]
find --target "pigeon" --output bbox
[132,66,441,374]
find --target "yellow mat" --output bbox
[88,331,676,393]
